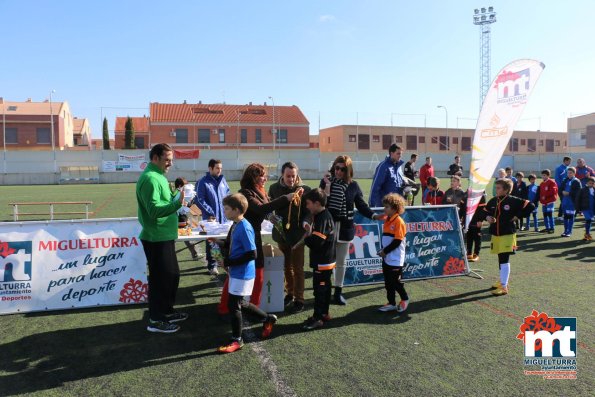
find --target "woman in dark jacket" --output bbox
[320,155,381,305]
[217,163,297,315]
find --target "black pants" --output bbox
[313,269,332,320]
[466,226,482,255]
[498,253,510,265]
[382,262,409,306]
[141,239,180,322]
[557,196,563,218]
[228,293,268,339]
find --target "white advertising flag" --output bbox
[465,59,545,230]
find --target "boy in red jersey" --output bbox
[538,169,558,234]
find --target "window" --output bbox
[327,137,331,144]
[134,137,145,149]
[527,139,536,152]
[198,129,210,143]
[545,139,554,152]
[255,129,262,143]
[439,136,449,151]
[452,137,459,144]
[36,128,51,144]
[509,138,519,152]
[276,129,288,144]
[175,128,188,144]
[218,129,225,143]
[520,139,526,145]
[348,135,356,142]
[382,134,392,150]
[406,135,417,151]
[241,129,248,144]
[395,135,403,143]
[5,127,17,144]
[419,136,425,144]
[555,140,560,146]
[372,135,380,143]
[358,134,370,150]
[431,137,438,144]
[461,137,471,151]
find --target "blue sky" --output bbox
[1,0,594,138]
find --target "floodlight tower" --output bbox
[473,6,497,109]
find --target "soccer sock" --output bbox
[586,220,592,234]
[563,216,569,233]
[568,215,575,232]
[533,214,538,230]
[499,263,510,287]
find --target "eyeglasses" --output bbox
[334,165,347,172]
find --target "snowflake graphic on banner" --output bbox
[119,278,148,303]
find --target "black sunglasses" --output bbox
[334,165,347,172]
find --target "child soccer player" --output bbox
[525,174,540,232]
[302,188,336,331]
[481,179,535,296]
[539,169,558,234]
[217,193,277,353]
[560,167,582,237]
[377,193,409,312]
[423,177,444,205]
[576,177,595,241]
[513,172,528,230]
[445,175,466,208]
[464,191,486,262]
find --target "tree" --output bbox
[124,116,135,149]
[102,117,110,150]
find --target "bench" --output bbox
[9,201,94,221]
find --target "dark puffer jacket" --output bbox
[268,177,311,246]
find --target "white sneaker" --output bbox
[378,304,398,312]
[209,267,219,276]
[396,300,409,313]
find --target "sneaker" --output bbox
[561,233,570,238]
[321,314,332,322]
[468,254,479,263]
[556,217,564,221]
[396,300,409,313]
[491,280,502,289]
[303,318,324,331]
[147,320,180,334]
[209,267,219,276]
[492,286,509,296]
[292,301,305,312]
[539,229,549,233]
[534,228,539,232]
[261,314,277,339]
[520,227,529,231]
[333,293,347,306]
[466,254,474,260]
[164,312,188,323]
[284,294,294,307]
[218,339,244,354]
[587,234,593,241]
[547,229,555,234]
[378,303,398,312]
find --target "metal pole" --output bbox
[50,90,57,173]
[356,112,359,165]
[2,99,6,174]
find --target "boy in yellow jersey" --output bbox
[377,193,409,312]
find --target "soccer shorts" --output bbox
[491,234,517,254]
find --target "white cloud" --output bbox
[319,14,336,23]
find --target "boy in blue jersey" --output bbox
[524,174,540,232]
[218,193,277,353]
[576,177,595,241]
[560,167,582,237]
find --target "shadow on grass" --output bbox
[0,300,229,396]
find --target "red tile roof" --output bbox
[149,103,309,125]
[114,116,150,132]
[73,118,86,133]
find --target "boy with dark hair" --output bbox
[560,167,582,237]
[513,172,528,230]
[525,174,540,232]
[576,177,595,241]
[302,188,336,331]
[217,193,278,353]
[481,179,535,296]
[445,175,466,210]
[538,169,558,234]
[505,167,518,184]
[377,193,409,312]
[422,177,444,205]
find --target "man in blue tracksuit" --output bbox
[194,159,231,274]
[369,144,406,207]
[555,156,572,219]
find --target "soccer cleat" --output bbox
[492,286,509,296]
[284,294,294,307]
[466,254,474,260]
[333,293,347,305]
[209,267,219,276]
[396,300,409,313]
[147,320,180,334]
[547,229,555,234]
[303,318,324,331]
[378,303,399,312]
[292,301,305,312]
[468,254,480,263]
[561,233,570,238]
[539,229,549,233]
[261,314,277,339]
[218,339,244,354]
[164,312,188,323]
[587,234,593,241]
[491,280,502,289]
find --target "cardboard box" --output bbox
[260,244,285,313]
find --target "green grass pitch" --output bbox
[0,179,593,396]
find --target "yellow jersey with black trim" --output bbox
[381,213,407,267]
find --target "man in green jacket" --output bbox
[136,143,186,333]
[268,162,310,312]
